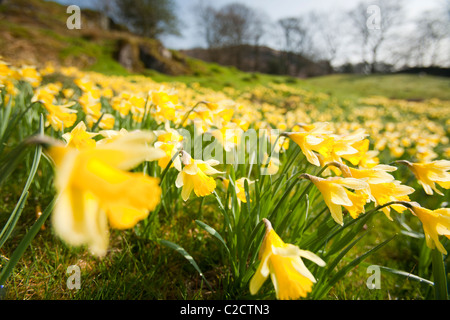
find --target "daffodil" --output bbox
[175,151,222,201]
[330,162,415,221]
[111,92,132,117]
[301,174,369,225]
[408,203,450,254]
[284,122,332,166]
[86,113,115,130]
[314,129,368,170]
[79,91,102,119]
[398,160,450,196]
[154,123,184,171]
[368,181,415,220]
[210,123,243,152]
[17,65,42,87]
[44,101,78,131]
[222,177,253,204]
[61,121,97,149]
[150,90,180,124]
[249,219,325,300]
[347,164,397,185]
[261,153,280,176]
[47,130,165,256]
[341,138,379,169]
[31,83,61,105]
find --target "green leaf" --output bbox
[0,114,44,250]
[376,265,434,286]
[0,197,56,286]
[325,209,377,257]
[314,234,396,299]
[195,220,230,255]
[0,101,34,156]
[158,239,213,291]
[431,249,449,300]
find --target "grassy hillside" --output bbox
[304,74,450,101]
[0,0,196,75]
[145,62,450,101]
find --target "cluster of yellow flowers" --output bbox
[1,58,449,300]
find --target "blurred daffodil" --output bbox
[44,101,78,131]
[154,122,184,171]
[249,219,325,300]
[222,177,253,204]
[62,121,97,149]
[47,130,165,256]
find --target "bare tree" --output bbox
[277,15,317,75]
[389,4,450,69]
[193,1,223,57]
[413,11,450,67]
[310,10,347,71]
[193,2,269,70]
[348,0,404,73]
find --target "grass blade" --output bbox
[158,239,213,291]
[377,265,434,286]
[0,114,44,250]
[314,233,397,299]
[0,197,56,286]
[195,220,230,255]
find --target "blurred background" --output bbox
[1,0,449,77]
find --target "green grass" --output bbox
[303,74,450,101]
[143,58,301,92]
[141,62,450,102]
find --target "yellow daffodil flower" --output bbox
[261,153,280,176]
[222,177,254,204]
[31,83,62,105]
[210,123,243,152]
[342,139,380,169]
[175,151,222,201]
[17,65,42,87]
[284,122,332,166]
[301,174,369,225]
[249,219,325,300]
[44,101,78,131]
[47,130,165,256]
[369,181,415,220]
[62,121,98,149]
[154,122,184,171]
[398,160,450,196]
[314,129,368,170]
[408,203,450,254]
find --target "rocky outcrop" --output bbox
[114,37,191,75]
